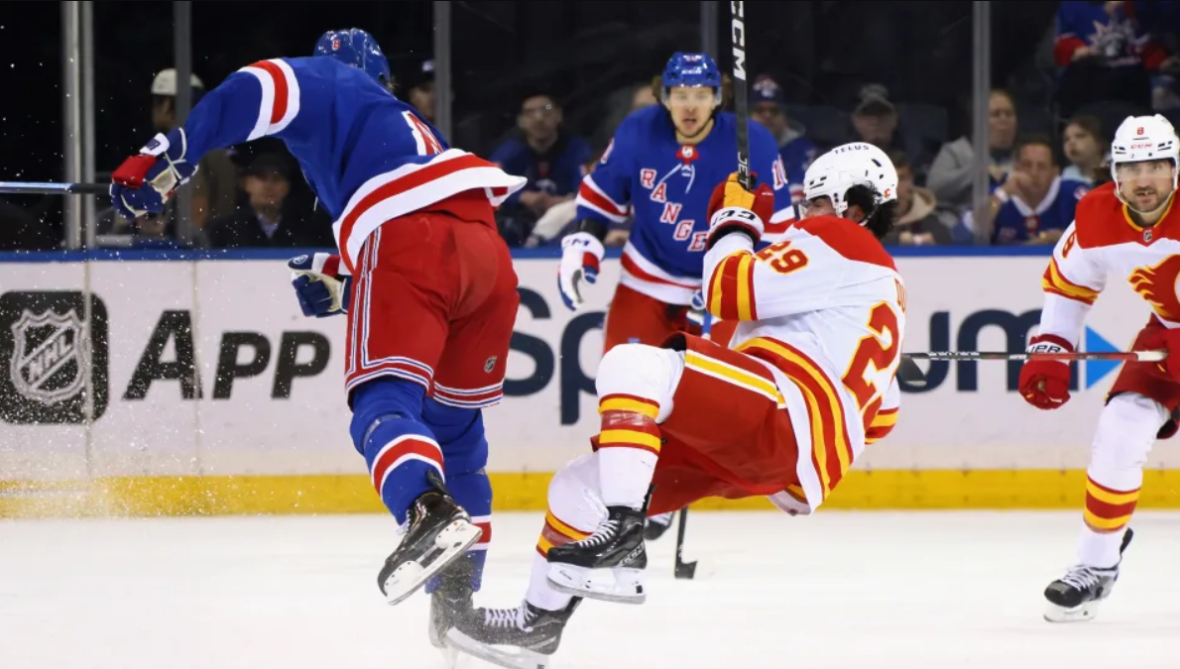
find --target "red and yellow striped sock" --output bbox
[596,394,663,508]
[1082,475,1139,532]
[536,509,592,558]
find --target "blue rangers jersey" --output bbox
[576,105,791,305]
[166,56,525,272]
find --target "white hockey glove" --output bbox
[557,231,605,311]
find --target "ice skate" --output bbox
[1044,527,1134,623]
[428,555,477,667]
[446,598,581,669]
[378,470,483,606]
[644,511,675,540]
[546,505,648,604]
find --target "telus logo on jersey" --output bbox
[0,291,110,424]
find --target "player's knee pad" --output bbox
[423,398,489,474]
[546,453,608,538]
[595,344,683,422]
[1092,392,1169,478]
[348,378,428,456]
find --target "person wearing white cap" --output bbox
[149,67,237,234]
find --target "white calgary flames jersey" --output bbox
[1039,182,1180,345]
[701,215,907,514]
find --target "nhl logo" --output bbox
[10,308,87,405]
[1144,228,1154,243]
[484,355,497,373]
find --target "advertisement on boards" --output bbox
[0,253,1174,485]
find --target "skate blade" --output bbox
[445,628,552,669]
[1043,599,1102,623]
[384,520,483,607]
[547,563,646,605]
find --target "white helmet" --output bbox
[1110,114,1179,201]
[802,142,899,220]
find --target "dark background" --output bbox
[0,1,1057,180]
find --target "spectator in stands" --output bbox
[850,83,936,182]
[928,89,1019,219]
[205,153,333,249]
[1054,1,1176,119]
[406,59,436,124]
[1061,115,1109,184]
[491,92,593,247]
[956,135,1089,245]
[880,149,954,246]
[150,68,238,235]
[750,75,817,203]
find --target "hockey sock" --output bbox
[1075,393,1162,567]
[349,378,442,525]
[423,398,492,593]
[531,508,594,611]
[596,394,663,510]
[1078,473,1140,567]
[528,454,606,611]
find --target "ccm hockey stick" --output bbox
[903,349,1167,362]
[673,0,754,581]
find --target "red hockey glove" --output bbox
[705,172,775,250]
[1018,334,1073,410]
[1134,325,1180,382]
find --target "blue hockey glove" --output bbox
[110,129,198,219]
[289,253,352,318]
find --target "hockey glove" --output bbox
[110,129,198,219]
[705,172,775,250]
[1017,334,1073,410]
[289,253,352,318]
[557,231,605,311]
[1134,325,1180,382]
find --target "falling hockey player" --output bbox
[107,27,525,645]
[445,142,906,669]
[556,51,790,540]
[1019,114,1180,622]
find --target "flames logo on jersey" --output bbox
[1128,254,1180,322]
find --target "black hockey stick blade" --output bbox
[673,507,698,579]
[897,356,927,388]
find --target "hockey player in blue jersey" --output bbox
[557,51,791,540]
[107,28,526,646]
[557,52,791,354]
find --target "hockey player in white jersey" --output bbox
[1019,114,1180,622]
[444,143,906,669]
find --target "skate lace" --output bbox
[483,604,536,631]
[1060,565,1101,591]
[573,519,618,548]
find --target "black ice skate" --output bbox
[644,511,676,541]
[427,556,476,667]
[546,505,648,604]
[377,470,483,606]
[445,598,582,669]
[1044,527,1134,623]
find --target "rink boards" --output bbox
[2,247,1179,517]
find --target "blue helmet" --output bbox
[314,28,391,85]
[661,52,722,103]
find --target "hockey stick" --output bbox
[902,349,1167,363]
[0,181,109,195]
[673,508,698,579]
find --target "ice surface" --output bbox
[2,511,1179,668]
